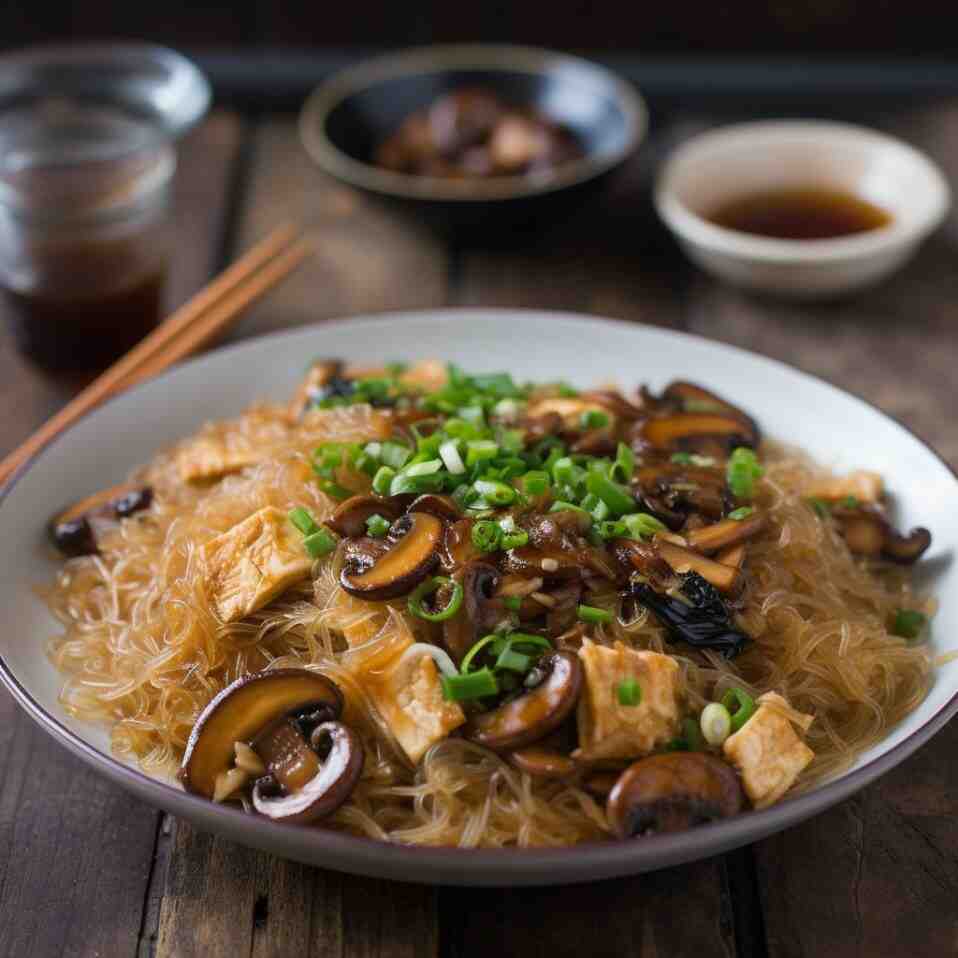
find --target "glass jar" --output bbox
[0,100,175,369]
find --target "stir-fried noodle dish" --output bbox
[44,360,936,847]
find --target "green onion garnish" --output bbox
[365,514,391,538]
[617,678,642,706]
[721,687,756,733]
[585,471,636,516]
[371,466,396,496]
[892,609,928,641]
[623,513,667,540]
[671,452,694,465]
[303,526,337,558]
[471,520,502,553]
[699,702,732,746]
[807,497,830,518]
[549,500,592,520]
[495,641,532,674]
[288,507,319,536]
[503,596,522,612]
[521,471,550,496]
[683,717,706,751]
[441,667,499,702]
[728,506,755,521]
[407,576,464,623]
[473,478,516,506]
[580,409,610,430]
[727,447,764,499]
[597,519,627,540]
[460,635,499,674]
[500,530,529,550]
[439,439,465,475]
[840,495,860,509]
[379,440,412,470]
[318,480,353,501]
[466,439,499,466]
[611,442,635,483]
[578,604,613,625]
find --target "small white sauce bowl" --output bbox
[655,120,951,299]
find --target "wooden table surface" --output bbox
[2,102,958,958]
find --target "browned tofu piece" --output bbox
[723,692,815,809]
[574,639,681,762]
[288,360,342,420]
[806,470,884,504]
[175,435,262,483]
[352,635,464,764]
[202,507,312,623]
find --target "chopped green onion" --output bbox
[728,506,755,521]
[670,452,694,465]
[439,439,466,475]
[303,527,337,558]
[505,633,553,653]
[597,519,627,540]
[371,466,396,496]
[458,405,486,426]
[365,514,391,537]
[495,642,532,674]
[580,409,610,430]
[493,398,521,421]
[807,497,830,518]
[471,520,502,553]
[617,677,642,706]
[683,717,706,751]
[611,443,635,483]
[623,512,667,540]
[727,447,764,499]
[840,495,860,509]
[721,687,756,733]
[551,456,582,488]
[578,604,613,625]
[892,609,928,641]
[585,471,636,516]
[503,596,522,612]
[497,429,525,454]
[521,471,550,496]
[441,667,499,702]
[318,479,353,501]
[466,439,499,466]
[404,459,442,477]
[549,501,592,520]
[690,454,717,467]
[460,635,500,674]
[379,440,412,470]
[700,702,732,746]
[590,498,611,521]
[500,530,529,550]
[288,507,319,536]
[473,478,516,506]
[407,576,464,623]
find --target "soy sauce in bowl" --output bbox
[706,187,892,240]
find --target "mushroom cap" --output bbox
[179,669,343,799]
[464,651,582,751]
[340,511,444,600]
[607,752,744,838]
[48,482,153,557]
[252,721,364,825]
[325,495,403,538]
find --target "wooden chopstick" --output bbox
[0,224,310,487]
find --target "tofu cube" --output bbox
[176,435,262,483]
[574,639,681,762]
[357,640,464,765]
[202,507,312,623]
[723,692,815,809]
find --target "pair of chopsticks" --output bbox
[0,224,311,488]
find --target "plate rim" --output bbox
[2,307,955,885]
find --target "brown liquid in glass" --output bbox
[5,269,165,370]
[706,187,892,240]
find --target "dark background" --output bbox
[3,0,958,55]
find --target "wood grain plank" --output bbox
[681,102,958,957]
[0,112,245,958]
[443,157,736,958]
[156,116,446,958]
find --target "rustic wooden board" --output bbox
[154,118,448,958]
[682,103,958,957]
[0,111,244,958]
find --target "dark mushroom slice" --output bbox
[252,721,364,825]
[634,460,731,527]
[441,517,482,572]
[581,770,621,799]
[407,493,462,523]
[640,413,758,454]
[442,561,507,663]
[502,545,584,581]
[508,746,577,779]
[686,512,767,555]
[464,651,582,752]
[715,543,747,571]
[578,390,645,421]
[628,579,749,659]
[607,752,744,838]
[832,505,932,565]
[179,669,343,799]
[662,381,760,440]
[48,482,153,557]
[340,512,444,600]
[325,494,404,538]
[656,539,741,594]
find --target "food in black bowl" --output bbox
[299,45,646,234]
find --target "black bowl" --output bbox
[298,45,647,235]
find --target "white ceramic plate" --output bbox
[1,310,955,886]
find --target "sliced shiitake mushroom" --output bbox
[340,512,444,600]
[640,412,758,455]
[686,511,766,554]
[607,752,744,837]
[443,560,507,662]
[251,721,364,824]
[464,651,582,751]
[48,482,153,556]
[442,517,482,572]
[662,381,760,439]
[408,493,461,522]
[179,669,343,799]
[326,494,403,538]
[508,746,577,779]
[634,460,731,527]
[832,505,932,564]
[656,539,741,594]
